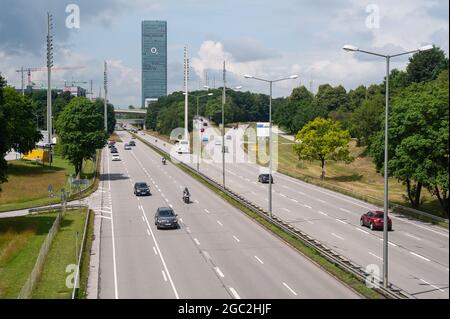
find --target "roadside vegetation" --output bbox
[0,156,94,213]
[32,209,89,299]
[0,212,57,298]
[143,46,449,218]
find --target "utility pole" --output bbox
[222,61,226,189]
[104,61,108,132]
[46,12,54,159]
[184,46,189,140]
[20,67,25,95]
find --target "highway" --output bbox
[136,126,449,299]
[97,131,359,299]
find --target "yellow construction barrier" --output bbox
[22,149,49,162]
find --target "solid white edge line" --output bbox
[229,287,241,299]
[153,247,158,255]
[106,150,119,299]
[162,270,167,282]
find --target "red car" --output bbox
[360,211,392,231]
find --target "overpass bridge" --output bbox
[114,108,147,128]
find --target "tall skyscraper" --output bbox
[141,20,167,107]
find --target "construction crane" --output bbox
[15,66,85,94]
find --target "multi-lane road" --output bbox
[135,126,449,299]
[96,131,359,299]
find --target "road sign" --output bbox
[256,122,270,137]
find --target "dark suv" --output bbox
[134,182,151,196]
[258,174,273,184]
[155,207,178,229]
[128,141,136,146]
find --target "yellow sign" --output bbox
[22,149,49,162]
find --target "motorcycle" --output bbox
[182,192,190,204]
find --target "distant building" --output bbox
[63,86,86,97]
[141,20,167,108]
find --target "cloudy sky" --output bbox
[0,0,448,108]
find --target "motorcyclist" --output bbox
[183,187,190,198]
[162,157,166,165]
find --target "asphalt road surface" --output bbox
[136,126,449,299]
[97,131,359,299]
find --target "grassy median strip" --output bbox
[0,212,57,298]
[32,209,89,299]
[131,131,385,299]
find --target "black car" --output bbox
[134,182,151,196]
[128,141,136,146]
[258,174,273,184]
[155,207,178,229]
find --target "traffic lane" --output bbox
[201,160,449,266]
[102,147,175,298]
[128,136,298,299]
[228,158,449,247]
[191,160,449,298]
[269,199,449,298]
[121,145,232,298]
[98,149,117,299]
[132,134,360,299]
[135,131,448,276]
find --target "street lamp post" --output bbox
[195,92,213,172]
[220,61,242,189]
[244,74,298,218]
[343,43,433,288]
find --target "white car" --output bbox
[112,154,121,161]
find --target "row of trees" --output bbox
[144,46,448,215]
[0,75,42,189]
[145,90,271,135]
[283,47,449,214]
[0,75,116,187]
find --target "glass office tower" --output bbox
[141,20,167,107]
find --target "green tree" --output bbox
[0,81,42,188]
[275,86,314,133]
[316,84,349,114]
[56,97,108,177]
[369,74,449,212]
[347,85,367,111]
[349,93,385,146]
[93,98,116,135]
[406,46,449,83]
[53,91,73,122]
[293,118,351,179]
[0,75,8,186]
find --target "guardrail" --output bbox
[129,130,413,299]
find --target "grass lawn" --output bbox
[248,134,443,217]
[32,209,88,299]
[0,156,95,213]
[0,212,57,298]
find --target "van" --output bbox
[177,140,190,154]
